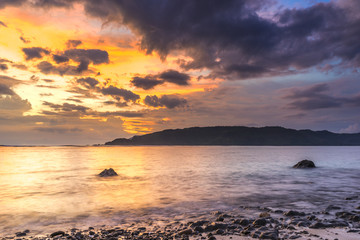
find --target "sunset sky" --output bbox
[1,0,360,145]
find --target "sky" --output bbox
[0,0,360,145]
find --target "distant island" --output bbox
[105,126,360,146]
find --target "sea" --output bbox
[0,146,359,236]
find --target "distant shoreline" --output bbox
[105,126,360,146]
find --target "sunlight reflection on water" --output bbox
[0,146,359,235]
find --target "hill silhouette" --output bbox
[105,126,360,146]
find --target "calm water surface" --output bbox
[0,146,359,235]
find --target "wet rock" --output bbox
[15,232,26,237]
[99,168,118,177]
[325,205,341,211]
[259,230,279,240]
[296,221,311,227]
[283,210,306,217]
[204,223,227,232]
[215,229,224,235]
[189,220,209,228]
[335,211,355,219]
[74,232,84,239]
[252,218,267,227]
[309,222,328,229]
[178,229,192,235]
[239,219,250,226]
[259,212,271,218]
[50,231,65,238]
[293,160,316,168]
[216,216,224,222]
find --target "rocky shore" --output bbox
[2,200,360,240]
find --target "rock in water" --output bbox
[293,160,316,168]
[99,168,118,177]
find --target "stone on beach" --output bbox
[98,168,118,177]
[50,231,65,237]
[293,159,316,168]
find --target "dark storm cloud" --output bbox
[76,77,99,89]
[6,0,360,81]
[0,83,15,95]
[52,54,69,64]
[144,95,187,109]
[66,39,82,48]
[79,0,360,79]
[131,70,190,90]
[22,47,50,60]
[101,85,140,102]
[130,76,163,90]
[158,70,190,86]
[0,20,7,27]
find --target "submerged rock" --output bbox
[293,160,316,168]
[99,168,118,177]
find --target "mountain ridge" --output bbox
[105,126,360,146]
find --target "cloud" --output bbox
[22,47,50,60]
[78,0,360,80]
[339,123,360,133]
[12,63,28,70]
[0,20,7,27]
[66,39,82,48]
[283,82,360,110]
[43,101,90,113]
[93,111,144,118]
[20,36,31,43]
[0,75,23,86]
[158,69,190,85]
[37,61,93,75]
[0,83,15,95]
[131,69,190,90]
[0,64,8,71]
[130,76,162,90]
[52,54,69,63]
[64,49,109,65]
[144,94,187,109]
[76,77,99,89]
[34,127,82,134]
[0,95,31,112]
[101,85,140,102]
[0,0,25,9]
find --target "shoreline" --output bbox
[3,204,359,240]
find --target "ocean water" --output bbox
[0,146,359,235]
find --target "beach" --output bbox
[4,203,360,239]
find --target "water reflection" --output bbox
[0,146,360,235]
